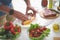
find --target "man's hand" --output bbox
[26,6,37,17]
[0,4,31,25]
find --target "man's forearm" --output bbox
[13,10,29,21]
[0,5,29,21]
[0,5,10,13]
[24,0,30,6]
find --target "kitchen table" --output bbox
[12,0,60,40]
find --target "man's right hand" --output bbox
[0,4,31,25]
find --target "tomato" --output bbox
[30,30,35,34]
[4,22,14,30]
[37,28,41,32]
[18,27,21,33]
[42,27,47,30]
[10,26,21,35]
[39,28,43,32]
[29,33,33,37]
[10,28,15,35]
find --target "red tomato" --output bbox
[37,28,42,33]
[18,27,21,33]
[30,30,35,34]
[4,22,14,30]
[29,33,33,37]
[42,27,47,30]
[10,28,15,35]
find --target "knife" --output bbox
[49,9,60,14]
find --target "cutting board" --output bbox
[54,37,60,40]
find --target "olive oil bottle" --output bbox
[48,0,53,9]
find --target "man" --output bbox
[0,0,37,25]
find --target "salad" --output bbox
[28,24,50,40]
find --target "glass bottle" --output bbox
[41,0,48,7]
[57,0,60,11]
[48,0,53,9]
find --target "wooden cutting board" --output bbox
[54,37,60,40]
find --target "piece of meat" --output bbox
[43,9,56,17]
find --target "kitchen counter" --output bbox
[13,12,60,40]
[12,0,60,40]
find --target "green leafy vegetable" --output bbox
[29,24,39,31]
[29,24,50,40]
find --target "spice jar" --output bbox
[53,23,59,32]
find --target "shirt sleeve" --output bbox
[0,2,2,5]
[0,2,6,16]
